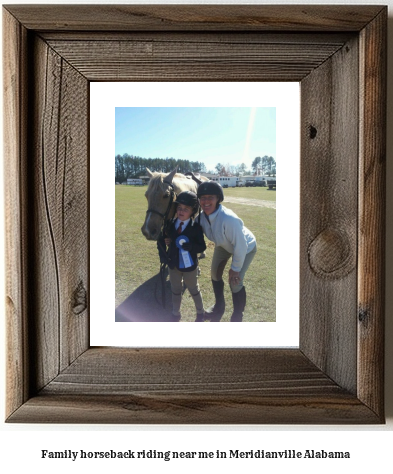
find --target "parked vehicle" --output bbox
[267,179,276,190]
[127,178,143,186]
[211,176,237,187]
[254,176,268,187]
[245,180,255,187]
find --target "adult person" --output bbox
[197,181,257,322]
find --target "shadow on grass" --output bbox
[115,270,178,322]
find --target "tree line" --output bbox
[215,156,276,177]
[115,154,206,183]
[251,156,276,176]
[115,153,276,183]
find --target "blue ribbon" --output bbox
[175,235,194,269]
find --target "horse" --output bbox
[141,168,207,241]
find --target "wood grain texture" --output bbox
[7,348,379,424]
[357,9,387,416]
[300,36,359,394]
[40,31,354,43]
[3,8,30,418]
[29,36,89,389]
[9,392,378,425]
[46,37,348,82]
[3,5,386,424]
[3,5,384,32]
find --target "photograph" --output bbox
[114,107,276,323]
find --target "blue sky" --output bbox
[115,107,275,172]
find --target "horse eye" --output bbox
[163,194,169,199]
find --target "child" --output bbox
[157,191,206,322]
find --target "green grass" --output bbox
[116,185,275,322]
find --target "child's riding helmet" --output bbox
[176,191,199,214]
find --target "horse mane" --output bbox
[146,172,165,194]
[146,171,197,195]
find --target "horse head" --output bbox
[141,167,178,240]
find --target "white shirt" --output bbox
[200,205,256,272]
[175,218,190,232]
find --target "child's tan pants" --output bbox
[168,267,204,317]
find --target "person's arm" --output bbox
[223,217,248,272]
[228,268,241,286]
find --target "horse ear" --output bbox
[165,167,177,184]
[146,168,153,177]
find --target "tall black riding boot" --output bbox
[230,286,246,322]
[205,279,225,322]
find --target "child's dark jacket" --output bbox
[157,219,206,272]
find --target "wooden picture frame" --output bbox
[3,5,386,424]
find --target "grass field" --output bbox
[115,185,276,322]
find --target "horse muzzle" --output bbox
[141,224,160,241]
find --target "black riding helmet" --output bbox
[175,191,199,215]
[196,181,224,204]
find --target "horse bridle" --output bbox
[147,179,177,310]
[146,180,177,231]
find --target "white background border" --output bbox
[90,82,300,347]
[0,3,391,471]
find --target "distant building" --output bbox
[127,178,143,186]
[242,175,269,182]
[199,173,217,180]
[138,175,150,184]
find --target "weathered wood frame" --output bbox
[3,5,386,424]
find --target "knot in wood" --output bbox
[73,281,87,315]
[309,125,317,139]
[308,228,355,279]
[358,307,370,325]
